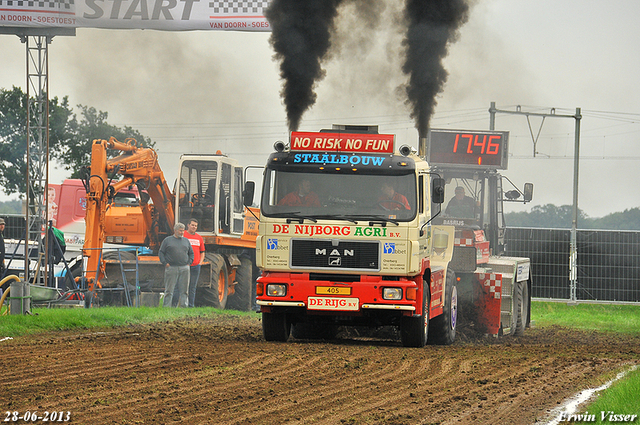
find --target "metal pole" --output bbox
[569,108,582,304]
[489,103,582,304]
[24,36,31,286]
[489,102,496,131]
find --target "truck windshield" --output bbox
[261,170,417,221]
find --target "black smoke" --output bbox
[265,0,344,131]
[266,0,469,134]
[402,0,469,138]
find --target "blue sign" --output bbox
[293,153,385,167]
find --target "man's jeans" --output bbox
[188,265,201,307]
[172,265,201,307]
[163,265,189,308]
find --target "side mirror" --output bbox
[523,183,533,202]
[243,181,255,207]
[432,177,445,204]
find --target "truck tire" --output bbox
[514,279,530,337]
[427,269,457,345]
[291,322,338,340]
[262,312,291,342]
[400,283,429,348]
[195,253,228,309]
[226,256,253,311]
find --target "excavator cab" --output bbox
[176,155,245,236]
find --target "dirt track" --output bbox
[1,314,638,425]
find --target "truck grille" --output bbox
[291,239,380,271]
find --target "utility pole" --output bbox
[489,102,582,303]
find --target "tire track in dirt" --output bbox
[88,343,331,424]
[210,346,432,424]
[1,319,638,425]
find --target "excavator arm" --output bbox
[82,137,175,292]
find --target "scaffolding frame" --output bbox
[0,27,75,311]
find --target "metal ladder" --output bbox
[117,249,140,307]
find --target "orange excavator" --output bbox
[80,137,259,310]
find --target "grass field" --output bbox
[0,305,253,337]
[532,301,640,334]
[582,366,640,424]
[1,301,638,421]
[533,302,640,422]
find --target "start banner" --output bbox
[0,0,271,31]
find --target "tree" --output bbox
[56,105,153,179]
[589,208,640,230]
[505,204,640,230]
[505,204,585,228]
[0,200,22,214]
[0,86,153,196]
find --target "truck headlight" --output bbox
[266,284,287,297]
[382,287,402,300]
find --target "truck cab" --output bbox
[254,126,457,347]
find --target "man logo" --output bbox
[329,257,342,266]
[267,239,278,249]
[315,248,354,256]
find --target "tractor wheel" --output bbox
[428,269,457,345]
[514,279,530,336]
[195,253,228,309]
[400,282,429,348]
[226,256,253,311]
[262,312,291,342]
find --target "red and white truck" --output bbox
[251,125,533,347]
[48,179,143,258]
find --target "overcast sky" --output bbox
[2,0,639,218]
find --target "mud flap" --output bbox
[474,272,502,335]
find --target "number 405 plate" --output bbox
[316,286,351,295]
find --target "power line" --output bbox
[509,155,640,160]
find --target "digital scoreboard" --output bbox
[427,129,509,169]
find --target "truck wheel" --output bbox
[400,284,429,347]
[514,279,530,336]
[291,322,338,340]
[428,269,457,345]
[195,253,228,309]
[226,257,253,311]
[262,312,291,342]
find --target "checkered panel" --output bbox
[454,237,474,247]
[209,0,271,14]
[479,273,502,299]
[0,0,73,9]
